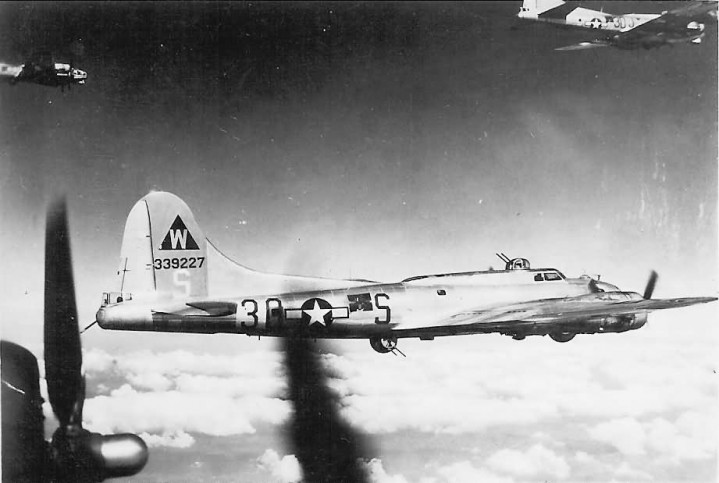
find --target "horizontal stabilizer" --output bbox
[185,301,238,317]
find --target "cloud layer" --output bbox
[74,308,716,481]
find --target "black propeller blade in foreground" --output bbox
[44,199,83,428]
[44,199,148,482]
[643,271,658,300]
[282,337,373,483]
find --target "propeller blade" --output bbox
[44,198,83,427]
[44,199,149,481]
[281,337,371,482]
[643,270,658,300]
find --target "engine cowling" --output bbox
[592,313,647,334]
[50,429,149,481]
[369,335,398,354]
[549,332,576,343]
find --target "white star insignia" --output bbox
[304,300,331,325]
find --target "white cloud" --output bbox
[84,348,284,380]
[84,384,290,436]
[83,349,116,374]
[139,430,195,448]
[173,372,284,398]
[126,372,173,391]
[76,322,717,483]
[486,443,570,479]
[362,458,409,483]
[79,348,291,439]
[431,460,514,483]
[257,449,303,483]
[613,462,652,481]
[587,410,718,464]
[574,451,597,465]
[588,417,646,456]
[645,412,717,462]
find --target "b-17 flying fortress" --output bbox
[1,2,716,481]
[517,0,717,50]
[0,52,87,90]
[95,192,716,355]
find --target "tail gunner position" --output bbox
[96,192,716,354]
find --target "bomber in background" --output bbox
[93,192,716,355]
[516,0,717,50]
[0,51,87,90]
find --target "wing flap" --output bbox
[185,301,238,317]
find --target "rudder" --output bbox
[521,0,565,13]
[116,192,208,300]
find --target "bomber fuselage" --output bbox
[97,268,615,338]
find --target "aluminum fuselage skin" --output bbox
[96,268,640,339]
[517,6,706,47]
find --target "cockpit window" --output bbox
[533,271,564,282]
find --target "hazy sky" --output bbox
[1,2,716,482]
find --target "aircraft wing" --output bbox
[555,41,611,51]
[609,1,717,44]
[391,295,716,338]
[556,1,717,51]
[656,1,718,22]
[0,63,23,80]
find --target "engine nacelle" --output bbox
[549,332,576,343]
[50,429,149,481]
[91,433,149,478]
[369,335,398,354]
[591,313,647,334]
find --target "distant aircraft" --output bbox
[94,192,715,355]
[1,202,147,482]
[516,0,717,50]
[0,52,87,90]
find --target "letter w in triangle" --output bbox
[160,216,199,250]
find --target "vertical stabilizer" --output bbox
[116,199,155,295]
[117,192,208,300]
[518,0,567,19]
[522,0,565,12]
[115,192,374,302]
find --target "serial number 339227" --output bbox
[153,257,205,270]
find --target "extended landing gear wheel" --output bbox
[369,335,398,354]
[549,332,576,343]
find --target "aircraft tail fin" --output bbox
[520,0,566,14]
[115,192,208,300]
[113,192,372,302]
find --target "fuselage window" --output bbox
[544,272,562,281]
[533,273,543,282]
[437,289,447,296]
